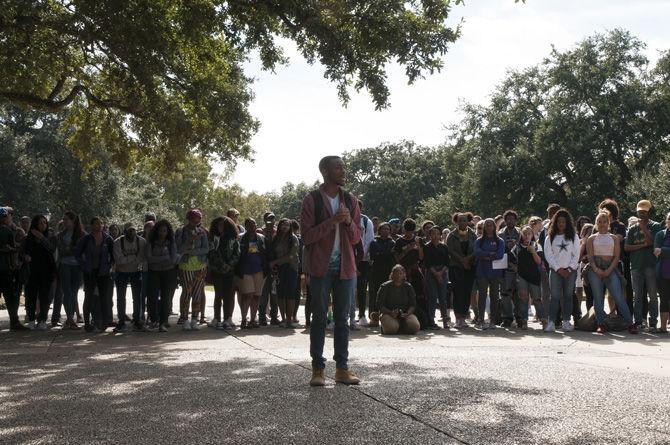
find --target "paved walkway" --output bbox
[1,294,669,444]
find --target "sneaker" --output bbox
[358,316,369,327]
[457,319,468,329]
[502,319,513,328]
[544,321,556,333]
[270,318,280,326]
[426,324,440,330]
[225,318,236,328]
[628,324,639,334]
[177,317,185,325]
[183,321,192,331]
[309,368,326,387]
[221,320,232,330]
[76,315,84,324]
[113,323,128,333]
[51,320,62,328]
[562,321,574,332]
[519,320,528,331]
[596,325,605,334]
[208,318,220,328]
[190,319,200,330]
[335,368,361,385]
[10,322,30,331]
[144,323,157,332]
[487,322,496,330]
[474,322,483,330]
[648,326,658,334]
[349,321,361,331]
[133,323,145,332]
[287,322,299,329]
[36,321,48,331]
[158,324,168,333]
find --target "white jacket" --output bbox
[543,233,580,272]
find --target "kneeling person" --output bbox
[378,265,420,335]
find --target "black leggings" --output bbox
[26,274,52,322]
[83,271,111,329]
[450,266,475,318]
[212,271,235,321]
[1,271,19,324]
[148,269,177,325]
[659,277,670,313]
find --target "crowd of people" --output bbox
[1,197,669,336]
[1,156,670,385]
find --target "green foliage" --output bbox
[342,140,449,220]
[266,182,319,221]
[0,107,268,228]
[434,29,670,220]
[1,0,464,168]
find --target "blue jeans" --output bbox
[587,269,632,325]
[426,271,448,325]
[630,267,658,327]
[59,263,82,321]
[115,271,143,324]
[310,259,355,370]
[549,270,576,323]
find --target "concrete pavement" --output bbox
[1,294,669,444]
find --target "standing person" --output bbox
[291,219,303,323]
[354,202,374,327]
[113,223,147,332]
[300,155,362,387]
[368,222,396,328]
[76,217,114,332]
[543,209,581,333]
[625,200,662,332]
[474,218,505,330]
[446,213,477,328]
[653,211,670,333]
[586,212,636,334]
[538,204,561,323]
[270,218,300,328]
[235,218,268,329]
[511,226,543,330]
[0,207,27,330]
[258,212,278,325]
[227,208,245,236]
[393,219,427,327]
[56,211,84,329]
[599,199,631,309]
[498,210,521,328]
[208,216,240,330]
[146,220,179,332]
[423,226,450,329]
[388,218,401,240]
[176,209,209,331]
[23,215,57,330]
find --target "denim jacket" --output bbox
[75,232,114,275]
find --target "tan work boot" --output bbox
[335,368,361,385]
[309,368,326,387]
[369,312,380,327]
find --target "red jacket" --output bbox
[300,184,361,279]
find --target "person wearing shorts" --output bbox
[235,218,268,329]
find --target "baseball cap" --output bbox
[388,218,401,225]
[123,222,136,232]
[0,207,8,218]
[263,212,276,222]
[636,200,652,212]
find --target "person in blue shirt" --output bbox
[474,218,505,329]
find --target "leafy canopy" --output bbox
[1,0,464,169]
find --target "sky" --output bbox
[224,0,670,194]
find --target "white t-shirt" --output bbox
[327,194,341,262]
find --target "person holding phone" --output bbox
[510,226,543,330]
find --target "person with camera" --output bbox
[377,264,421,335]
